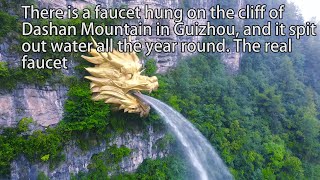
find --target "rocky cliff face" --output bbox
[222,0,244,73]
[11,126,169,179]
[0,0,242,178]
[0,38,68,127]
[5,0,241,74]
[37,0,218,73]
[0,84,67,127]
[0,0,240,125]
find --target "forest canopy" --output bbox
[0,0,319,179]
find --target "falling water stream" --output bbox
[135,94,233,180]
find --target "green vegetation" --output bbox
[0,0,319,179]
[144,58,157,76]
[0,61,55,90]
[145,49,319,179]
[61,81,110,132]
[112,156,189,180]
[0,77,150,177]
[0,9,56,89]
[0,5,119,90]
[0,2,162,179]
[37,171,50,180]
[0,79,137,178]
[155,134,174,151]
[0,118,64,175]
[74,145,131,179]
[0,11,18,40]
[0,7,158,178]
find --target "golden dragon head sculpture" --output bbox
[81,38,158,117]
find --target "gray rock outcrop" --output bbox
[11,126,169,179]
[0,0,244,178]
[37,0,214,73]
[0,85,67,127]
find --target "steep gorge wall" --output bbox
[0,38,69,128]
[222,0,244,73]
[0,0,225,127]
[11,126,168,179]
[38,0,214,73]
[34,0,242,73]
[0,84,67,127]
[0,0,242,178]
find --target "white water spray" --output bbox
[136,94,233,180]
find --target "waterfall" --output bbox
[135,94,233,180]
